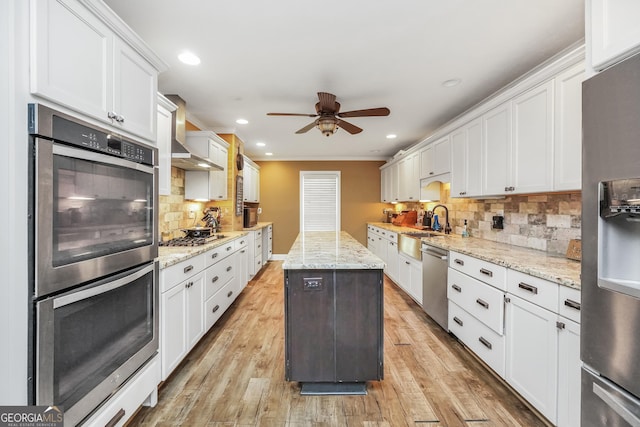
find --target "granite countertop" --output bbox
[158,231,249,269]
[243,222,272,231]
[369,222,581,290]
[283,231,385,270]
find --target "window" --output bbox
[300,171,340,232]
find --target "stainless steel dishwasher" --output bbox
[421,243,449,330]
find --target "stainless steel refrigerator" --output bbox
[582,52,640,426]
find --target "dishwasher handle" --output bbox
[422,248,448,260]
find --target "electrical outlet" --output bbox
[188,210,196,219]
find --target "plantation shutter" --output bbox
[300,171,341,232]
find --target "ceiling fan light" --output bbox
[317,118,338,137]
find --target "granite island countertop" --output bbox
[283,231,385,270]
[158,231,249,269]
[368,222,581,289]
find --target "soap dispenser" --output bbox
[432,214,441,231]
[462,219,470,238]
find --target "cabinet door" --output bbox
[398,153,419,201]
[285,271,336,382]
[590,0,640,70]
[511,81,554,194]
[31,0,112,121]
[505,295,558,424]
[389,162,399,202]
[409,258,423,304]
[482,104,511,196]
[161,283,187,380]
[419,145,434,179]
[398,254,412,295]
[557,317,581,427]
[157,100,173,195]
[386,240,399,282]
[380,167,390,202]
[466,118,483,197]
[335,270,383,381]
[450,127,467,197]
[433,136,451,176]
[112,39,157,141]
[554,62,585,191]
[209,145,228,200]
[185,272,205,349]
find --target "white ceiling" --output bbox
[104,0,585,161]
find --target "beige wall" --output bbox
[256,161,387,254]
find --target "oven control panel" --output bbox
[52,116,154,166]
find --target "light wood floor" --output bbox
[128,261,545,426]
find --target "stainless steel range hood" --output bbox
[166,94,222,171]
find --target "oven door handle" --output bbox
[52,143,154,174]
[53,263,155,309]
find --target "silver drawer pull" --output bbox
[451,284,462,292]
[453,316,463,326]
[478,336,492,350]
[476,298,489,309]
[211,253,218,259]
[212,304,220,313]
[226,266,232,272]
[227,290,233,298]
[211,276,219,283]
[454,259,464,266]
[480,268,493,277]
[564,299,581,311]
[518,282,538,294]
[226,246,232,251]
[184,265,194,273]
[105,408,125,427]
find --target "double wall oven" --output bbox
[28,104,159,426]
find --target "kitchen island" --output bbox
[283,231,385,394]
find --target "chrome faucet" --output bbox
[431,204,451,234]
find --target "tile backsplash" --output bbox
[394,184,581,255]
[158,167,205,240]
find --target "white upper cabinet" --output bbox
[157,94,177,196]
[589,0,640,71]
[398,152,420,202]
[511,81,555,194]
[450,118,482,198]
[553,62,585,191]
[30,0,164,142]
[419,136,451,179]
[243,157,260,203]
[185,132,229,201]
[381,162,399,203]
[482,103,512,196]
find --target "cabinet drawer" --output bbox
[236,235,249,249]
[449,251,506,291]
[448,301,505,378]
[204,256,235,299]
[204,280,234,330]
[161,253,205,293]
[507,269,558,312]
[205,241,235,267]
[448,268,504,335]
[558,286,581,324]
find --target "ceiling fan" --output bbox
[267,92,390,137]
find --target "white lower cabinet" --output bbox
[160,236,248,381]
[505,294,558,424]
[398,253,422,304]
[557,317,581,427]
[386,239,399,282]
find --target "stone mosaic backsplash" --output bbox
[394,184,581,255]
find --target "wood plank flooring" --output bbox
[128,261,545,426]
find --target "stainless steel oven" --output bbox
[28,104,159,426]
[28,103,158,298]
[35,262,158,426]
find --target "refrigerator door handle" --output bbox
[593,382,640,427]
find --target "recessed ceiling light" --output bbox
[370,149,381,153]
[178,51,201,66]
[256,142,266,147]
[236,118,249,125]
[442,78,462,87]
[386,134,397,139]
[265,152,273,156]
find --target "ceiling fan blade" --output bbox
[267,112,318,117]
[317,92,338,113]
[337,107,390,118]
[295,121,318,134]
[337,119,363,135]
